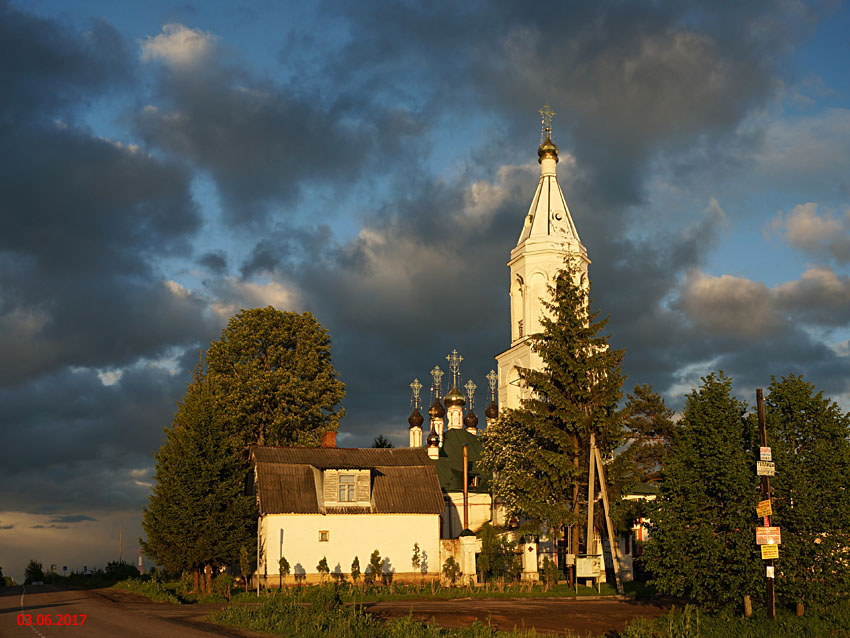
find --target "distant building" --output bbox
[251,435,444,583]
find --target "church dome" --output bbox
[426,428,439,447]
[443,386,465,408]
[408,408,424,429]
[429,396,446,418]
[537,132,559,163]
[464,410,479,430]
[485,400,498,419]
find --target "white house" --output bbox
[251,438,444,584]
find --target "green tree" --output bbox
[25,560,44,584]
[141,370,256,587]
[316,556,330,583]
[642,373,760,608]
[411,542,421,574]
[104,560,139,580]
[371,435,394,448]
[622,384,676,482]
[480,264,625,554]
[350,556,361,583]
[206,307,345,449]
[764,375,850,605]
[278,555,290,589]
[477,522,519,583]
[366,549,382,584]
[239,545,252,592]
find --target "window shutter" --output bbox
[324,470,338,504]
[355,470,370,502]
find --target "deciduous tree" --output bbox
[206,307,345,449]
[642,373,760,608]
[141,370,256,586]
[764,374,850,605]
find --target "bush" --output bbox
[366,550,382,584]
[442,557,461,585]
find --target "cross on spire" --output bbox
[446,349,463,388]
[539,103,556,141]
[464,379,477,409]
[430,366,444,398]
[486,369,498,401]
[409,378,422,410]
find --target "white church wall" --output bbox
[441,492,493,538]
[259,513,440,582]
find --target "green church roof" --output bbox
[432,429,491,493]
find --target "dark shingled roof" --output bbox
[251,446,444,516]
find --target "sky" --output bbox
[2,0,850,582]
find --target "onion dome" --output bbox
[485,400,498,420]
[443,386,466,408]
[464,410,479,430]
[426,428,440,447]
[429,396,446,418]
[408,408,424,429]
[537,131,558,163]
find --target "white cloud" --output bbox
[208,277,300,320]
[770,202,850,263]
[139,24,217,69]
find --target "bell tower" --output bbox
[495,106,589,410]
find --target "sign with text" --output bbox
[576,556,602,578]
[756,499,773,518]
[761,544,779,559]
[756,526,781,545]
[757,461,775,476]
[760,447,772,461]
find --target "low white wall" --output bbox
[260,513,440,577]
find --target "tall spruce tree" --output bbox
[764,374,850,605]
[623,384,676,483]
[480,265,624,551]
[642,373,760,608]
[142,369,255,583]
[206,307,345,449]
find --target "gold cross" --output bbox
[410,378,422,408]
[486,369,497,400]
[446,349,463,388]
[464,379,477,409]
[539,103,556,140]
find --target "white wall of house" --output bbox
[260,513,441,577]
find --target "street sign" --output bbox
[760,447,772,461]
[766,566,775,579]
[761,545,779,559]
[756,526,781,545]
[756,499,773,518]
[757,461,775,476]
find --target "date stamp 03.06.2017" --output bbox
[18,613,87,627]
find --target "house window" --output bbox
[338,474,355,502]
[319,530,329,542]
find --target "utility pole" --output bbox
[756,389,776,620]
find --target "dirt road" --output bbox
[0,585,257,637]
[364,596,671,636]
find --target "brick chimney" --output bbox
[321,430,337,448]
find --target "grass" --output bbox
[620,601,850,638]
[211,586,573,638]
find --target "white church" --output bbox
[251,111,642,584]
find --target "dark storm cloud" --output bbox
[0,0,131,122]
[132,27,423,228]
[0,363,190,512]
[50,515,97,523]
[0,7,213,515]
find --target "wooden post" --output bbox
[586,432,597,556]
[756,389,775,620]
[594,446,624,594]
[463,444,469,531]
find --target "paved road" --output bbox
[364,596,671,635]
[0,585,255,638]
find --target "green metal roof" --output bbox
[432,429,491,493]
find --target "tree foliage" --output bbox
[371,435,394,448]
[764,374,850,604]
[480,265,624,541]
[642,373,760,607]
[25,560,44,584]
[141,370,256,575]
[622,384,676,483]
[206,307,345,449]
